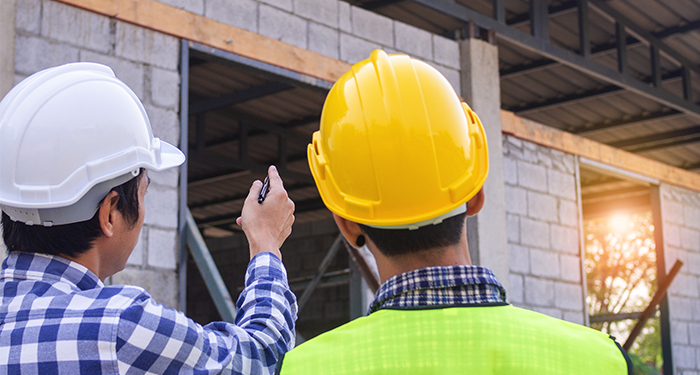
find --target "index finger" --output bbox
[267,165,285,190]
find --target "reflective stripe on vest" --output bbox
[277,304,632,374]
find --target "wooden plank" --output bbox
[501,110,700,193]
[53,0,351,83]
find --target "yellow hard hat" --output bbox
[308,50,488,228]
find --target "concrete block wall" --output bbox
[154,0,462,94]
[197,218,350,339]
[14,0,182,308]
[502,135,586,324]
[661,184,700,374]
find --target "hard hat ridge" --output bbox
[308,49,489,228]
[0,62,185,226]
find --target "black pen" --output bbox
[258,175,270,204]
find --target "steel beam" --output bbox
[195,197,325,228]
[507,0,577,27]
[529,0,549,41]
[654,19,700,38]
[578,0,590,59]
[573,110,682,134]
[512,85,621,115]
[362,0,404,11]
[500,19,700,79]
[189,82,293,115]
[608,126,700,151]
[188,150,314,184]
[615,22,627,74]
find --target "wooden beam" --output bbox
[54,0,351,83]
[501,110,700,193]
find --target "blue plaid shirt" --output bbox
[368,265,507,313]
[0,251,297,374]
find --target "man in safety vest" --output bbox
[0,63,297,374]
[276,50,632,374]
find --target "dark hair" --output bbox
[359,212,467,257]
[1,169,144,258]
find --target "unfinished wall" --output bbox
[661,184,700,374]
[154,0,462,94]
[14,0,182,308]
[195,219,348,340]
[502,135,586,324]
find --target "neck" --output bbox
[370,238,472,284]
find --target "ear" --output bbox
[332,213,364,247]
[466,188,485,216]
[98,191,121,237]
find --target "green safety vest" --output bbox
[277,304,631,374]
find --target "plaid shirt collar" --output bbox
[1,251,103,291]
[369,265,507,313]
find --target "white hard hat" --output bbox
[0,62,185,226]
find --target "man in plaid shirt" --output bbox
[0,63,297,374]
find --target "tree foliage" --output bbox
[584,211,661,371]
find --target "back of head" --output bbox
[0,63,185,256]
[308,50,489,255]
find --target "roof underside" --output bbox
[186,0,700,235]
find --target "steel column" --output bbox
[178,40,190,313]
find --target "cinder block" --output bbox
[554,282,582,310]
[432,34,460,70]
[551,224,579,254]
[157,0,204,14]
[517,161,547,192]
[673,320,690,344]
[508,244,529,273]
[339,2,352,33]
[669,296,694,321]
[308,22,339,59]
[127,230,145,266]
[673,344,697,369]
[559,199,578,227]
[41,1,111,53]
[537,151,553,168]
[670,273,700,298]
[559,254,581,283]
[144,185,179,228]
[667,224,681,247]
[16,0,41,34]
[339,32,381,64]
[520,218,549,249]
[507,135,523,148]
[563,311,584,325]
[111,268,179,309]
[151,67,180,110]
[690,322,700,346]
[686,205,700,230]
[664,200,684,225]
[260,0,292,12]
[532,306,561,319]
[205,0,258,32]
[524,276,554,307]
[508,274,524,303]
[505,185,527,215]
[350,6,393,47]
[547,169,576,201]
[503,157,518,185]
[116,22,179,70]
[14,35,79,76]
[507,214,520,243]
[259,4,307,49]
[148,168,180,189]
[689,252,700,277]
[681,227,700,251]
[147,227,178,270]
[530,249,560,278]
[294,0,337,28]
[430,63,460,96]
[143,104,180,146]
[80,51,144,99]
[527,191,558,222]
[394,21,432,61]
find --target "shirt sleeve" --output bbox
[114,252,298,375]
